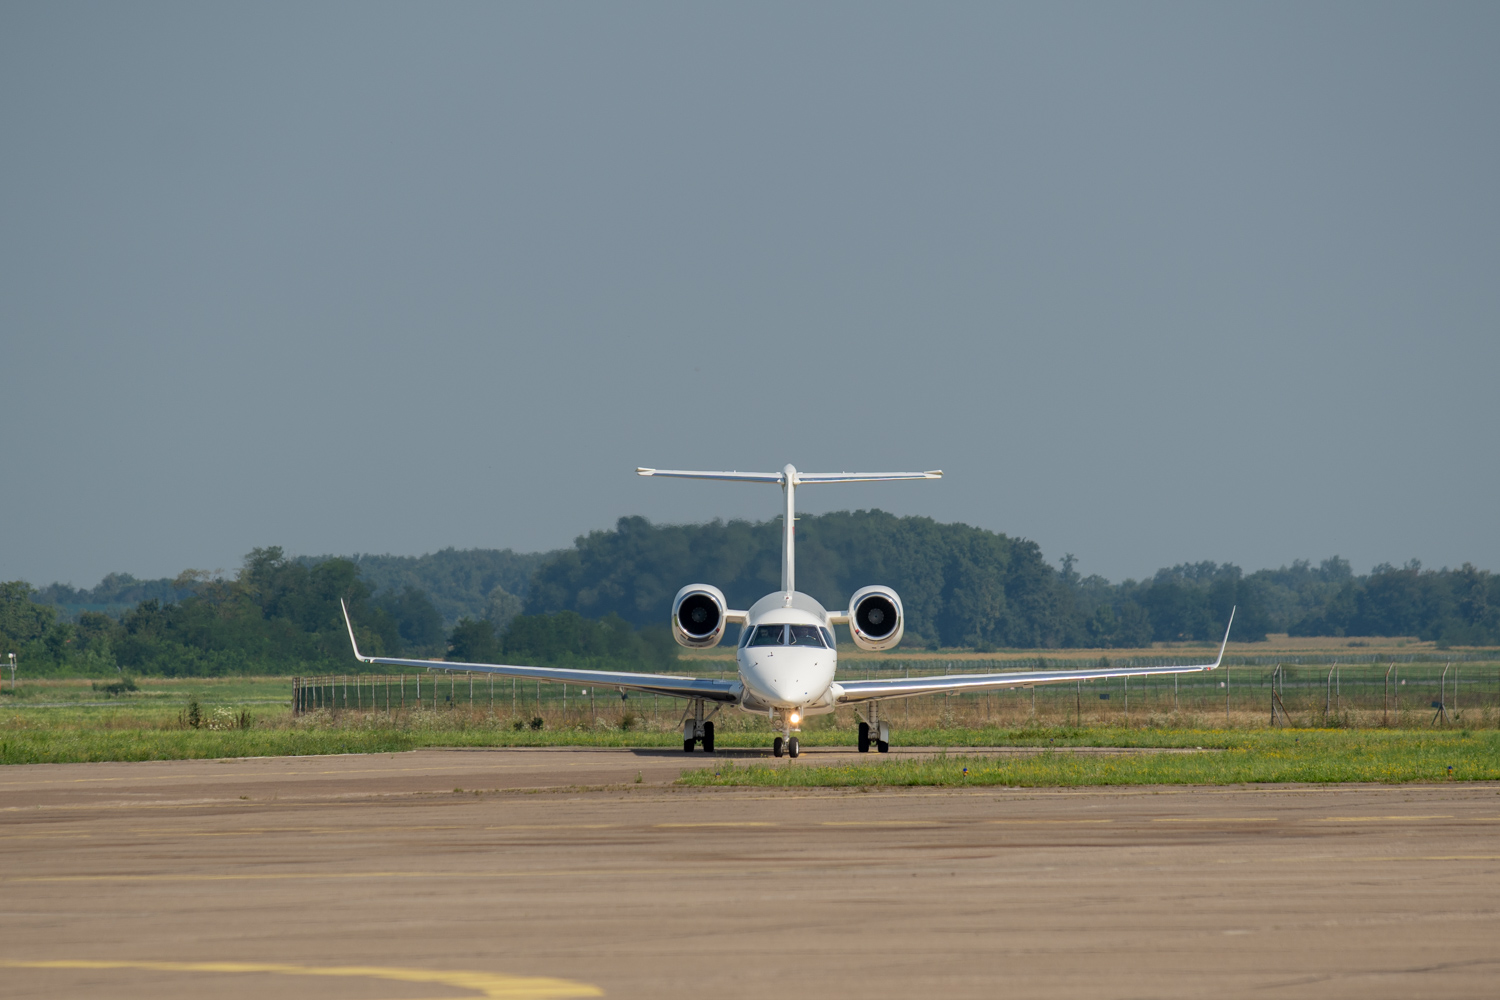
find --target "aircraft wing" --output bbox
[340,602,742,703]
[836,610,1234,703]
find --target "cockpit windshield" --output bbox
[747,625,786,647]
[788,625,826,648]
[746,624,828,648]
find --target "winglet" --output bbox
[340,599,370,663]
[1210,606,1236,669]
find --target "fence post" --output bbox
[1384,662,1393,726]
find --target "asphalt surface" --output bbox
[2,747,1499,999]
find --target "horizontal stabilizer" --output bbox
[637,468,941,484]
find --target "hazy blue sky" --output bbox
[2,2,1496,589]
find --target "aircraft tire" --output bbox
[683,739,695,752]
[773,737,784,757]
[876,740,889,753]
[857,722,870,753]
[702,721,715,753]
[788,737,800,758]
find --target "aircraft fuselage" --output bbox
[734,591,840,718]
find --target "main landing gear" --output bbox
[681,700,717,752]
[857,703,890,753]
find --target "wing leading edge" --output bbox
[835,609,1236,703]
[340,601,742,703]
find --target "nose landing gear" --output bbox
[771,710,801,757]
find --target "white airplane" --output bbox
[342,465,1234,758]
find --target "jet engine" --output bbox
[847,585,904,652]
[671,584,729,648]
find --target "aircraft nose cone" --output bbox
[742,648,832,705]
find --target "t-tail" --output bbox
[637,465,941,597]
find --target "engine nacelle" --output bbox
[847,585,904,652]
[671,584,729,648]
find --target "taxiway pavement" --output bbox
[3,747,1498,999]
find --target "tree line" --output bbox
[4,512,1496,676]
[524,513,1497,648]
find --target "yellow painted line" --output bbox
[1317,815,1454,822]
[485,824,620,831]
[3,869,671,884]
[653,822,778,828]
[127,825,474,837]
[819,820,944,827]
[1151,817,1277,823]
[0,959,600,999]
[986,819,1113,825]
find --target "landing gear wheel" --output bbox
[702,721,715,753]
[788,736,800,758]
[773,737,784,758]
[857,722,871,753]
[683,739,695,753]
[876,740,889,753]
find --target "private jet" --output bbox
[342,465,1233,757]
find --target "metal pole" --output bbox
[1076,679,1081,726]
[1384,661,1393,726]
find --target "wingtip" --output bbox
[1213,606,1236,667]
[340,598,367,663]
[636,467,655,476]
[927,470,944,478]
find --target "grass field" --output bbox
[4,672,1500,787]
[680,729,1500,787]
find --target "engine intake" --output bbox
[848,585,904,652]
[672,584,728,648]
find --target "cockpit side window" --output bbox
[789,625,826,648]
[819,627,836,648]
[748,624,786,647]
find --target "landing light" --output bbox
[789,711,801,725]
